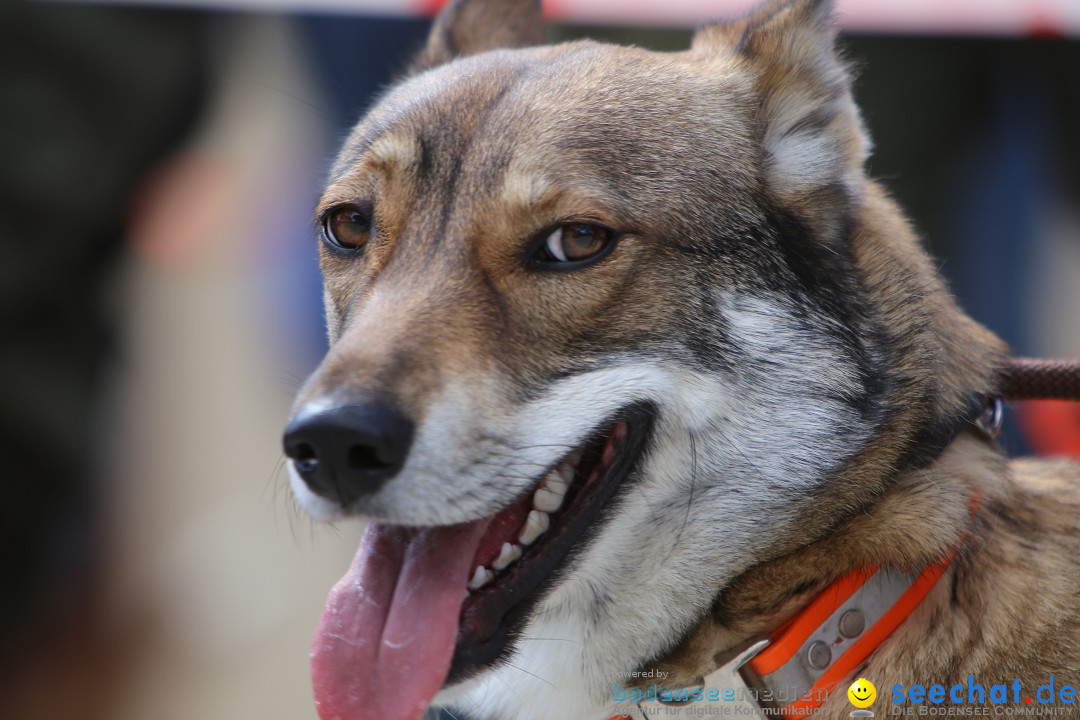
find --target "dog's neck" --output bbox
[635,179,1005,678]
[645,430,1079,714]
[632,184,1080,713]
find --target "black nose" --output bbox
[282,401,414,505]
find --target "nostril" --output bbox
[293,442,319,474]
[348,443,395,472]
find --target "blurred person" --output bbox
[0,3,208,716]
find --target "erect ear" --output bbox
[411,0,545,74]
[694,0,869,242]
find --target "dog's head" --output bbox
[284,1,1003,718]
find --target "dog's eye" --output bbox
[322,204,372,252]
[536,223,616,266]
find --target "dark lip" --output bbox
[445,403,655,684]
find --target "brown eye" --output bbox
[539,223,616,265]
[322,204,371,251]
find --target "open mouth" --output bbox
[452,404,653,678]
[308,404,653,720]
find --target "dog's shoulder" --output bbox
[966,457,1080,684]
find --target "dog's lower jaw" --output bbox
[429,432,832,719]
[434,595,646,720]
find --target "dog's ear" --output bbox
[411,0,545,73]
[694,0,868,241]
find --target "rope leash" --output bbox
[1000,357,1080,401]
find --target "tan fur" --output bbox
[631,179,1080,705]
[299,0,1080,711]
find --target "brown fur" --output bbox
[629,188,1080,704]
[300,0,1080,712]
[648,438,1080,711]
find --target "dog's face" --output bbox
[283,1,968,718]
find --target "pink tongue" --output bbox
[311,520,489,720]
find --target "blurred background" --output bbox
[1,0,1078,718]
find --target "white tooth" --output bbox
[533,486,565,513]
[467,566,493,590]
[543,470,570,496]
[492,542,522,571]
[555,463,576,485]
[519,510,550,546]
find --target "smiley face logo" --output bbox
[848,678,877,708]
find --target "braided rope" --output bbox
[1000,358,1080,401]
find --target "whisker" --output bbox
[518,636,583,646]
[505,661,557,690]
[713,424,778,492]
[659,432,697,566]
[262,452,288,505]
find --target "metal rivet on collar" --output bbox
[806,641,831,670]
[839,609,866,638]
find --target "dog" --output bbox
[282,1,1080,718]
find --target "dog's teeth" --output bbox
[533,486,565,513]
[519,510,550,546]
[492,542,523,571]
[566,450,584,469]
[553,463,575,486]
[543,470,571,496]
[468,566,494,590]
[534,470,569,511]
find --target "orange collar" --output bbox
[609,492,981,720]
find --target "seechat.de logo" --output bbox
[891,676,1076,706]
